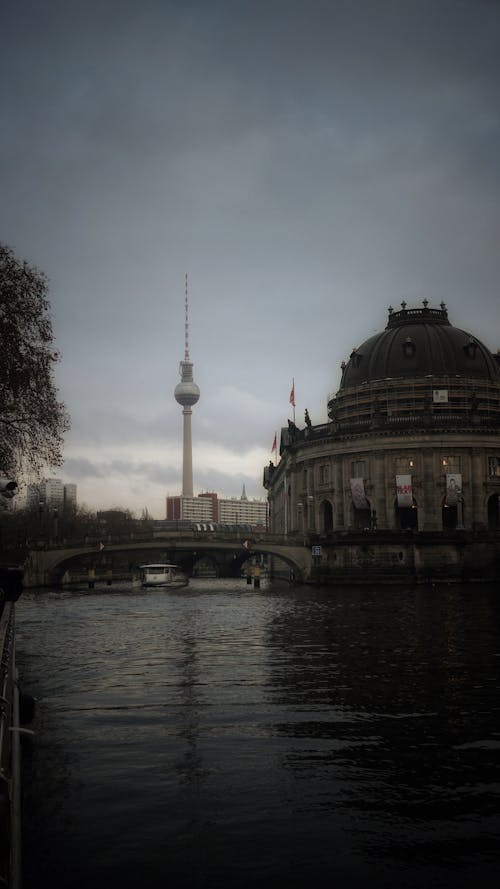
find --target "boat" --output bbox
[138,563,189,588]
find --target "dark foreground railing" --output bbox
[1,567,25,889]
[0,601,21,888]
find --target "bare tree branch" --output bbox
[0,242,70,476]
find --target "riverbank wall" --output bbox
[301,531,500,585]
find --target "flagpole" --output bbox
[292,377,295,424]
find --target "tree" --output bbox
[0,242,70,476]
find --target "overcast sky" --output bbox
[1,0,499,516]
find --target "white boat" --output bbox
[138,563,189,588]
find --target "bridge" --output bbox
[23,531,312,587]
[23,527,498,588]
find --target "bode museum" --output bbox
[263,301,500,582]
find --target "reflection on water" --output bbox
[17,579,500,888]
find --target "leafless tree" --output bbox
[0,242,70,476]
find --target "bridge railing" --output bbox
[24,530,305,551]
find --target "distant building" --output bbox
[166,495,213,523]
[63,483,77,512]
[26,478,77,512]
[218,494,267,527]
[198,491,219,521]
[166,487,267,527]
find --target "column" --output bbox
[372,451,388,528]
[470,448,485,530]
[334,457,345,529]
[421,448,441,531]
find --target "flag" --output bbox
[271,432,277,453]
[289,380,295,407]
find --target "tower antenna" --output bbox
[184,272,190,361]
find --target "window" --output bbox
[489,457,500,478]
[395,456,415,472]
[441,455,460,472]
[319,464,330,485]
[351,461,366,478]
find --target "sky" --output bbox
[1,0,499,517]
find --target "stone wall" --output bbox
[309,532,500,584]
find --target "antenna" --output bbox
[184,272,189,361]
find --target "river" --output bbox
[15,578,500,888]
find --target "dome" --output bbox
[340,302,500,389]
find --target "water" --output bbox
[16,579,500,889]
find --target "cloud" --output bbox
[2,0,499,513]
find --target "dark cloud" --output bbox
[62,457,108,481]
[2,0,499,513]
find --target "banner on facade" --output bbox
[350,477,369,510]
[396,474,413,508]
[446,473,462,506]
[433,389,448,403]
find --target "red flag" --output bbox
[289,381,295,407]
[271,432,277,452]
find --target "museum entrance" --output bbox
[442,498,465,530]
[352,505,372,530]
[395,499,418,531]
[320,500,334,533]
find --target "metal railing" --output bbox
[0,602,21,888]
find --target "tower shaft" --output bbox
[181,407,194,497]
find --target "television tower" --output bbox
[174,274,200,497]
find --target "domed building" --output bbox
[264,302,500,580]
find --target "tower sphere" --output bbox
[175,378,200,407]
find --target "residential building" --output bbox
[166,489,267,527]
[26,479,77,512]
